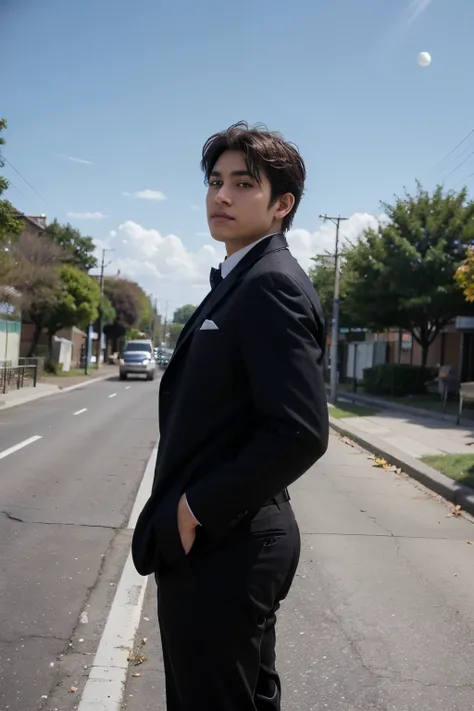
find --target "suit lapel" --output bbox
[165,233,289,377]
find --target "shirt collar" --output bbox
[220,233,279,279]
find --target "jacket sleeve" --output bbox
[185,270,329,540]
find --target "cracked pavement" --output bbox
[123,434,474,711]
[0,375,160,711]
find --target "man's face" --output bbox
[206,150,293,255]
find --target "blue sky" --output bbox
[2,0,474,311]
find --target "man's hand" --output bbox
[177,494,199,554]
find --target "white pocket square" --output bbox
[200,319,219,331]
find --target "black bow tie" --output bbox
[210,266,223,290]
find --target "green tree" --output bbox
[45,265,100,345]
[309,255,360,329]
[10,231,65,355]
[173,304,197,324]
[103,277,142,349]
[167,322,184,348]
[45,219,97,272]
[101,294,116,327]
[0,118,23,245]
[344,183,473,366]
[137,291,154,334]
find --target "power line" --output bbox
[433,128,474,171]
[3,157,48,205]
[444,149,474,180]
[4,177,32,203]
[440,139,474,172]
[455,170,474,190]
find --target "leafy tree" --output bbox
[167,322,184,348]
[344,183,473,366]
[102,277,142,349]
[10,231,65,355]
[455,246,474,302]
[0,118,22,245]
[136,290,154,334]
[45,219,97,272]
[173,304,197,324]
[101,294,116,326]
[45,265,100,345]
[125,327,146,341]
[309,255,361,329]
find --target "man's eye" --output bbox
[209,180,222,187]
[238,182,253,188]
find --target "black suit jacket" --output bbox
[132,233,329,576]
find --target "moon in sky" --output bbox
[418,51,432,67]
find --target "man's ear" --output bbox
[274,192,295,221]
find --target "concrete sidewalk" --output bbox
[333,405,474,458]
[0,366,117,410]
[329,402,474,518]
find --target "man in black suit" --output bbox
[132,121,329,710]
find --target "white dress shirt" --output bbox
[185,232,279,526]
[220,233,278,279]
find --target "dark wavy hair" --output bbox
[201,121,306,232]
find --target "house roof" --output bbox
[13,212,47,231]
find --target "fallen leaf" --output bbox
[71,687,78,693]
[132,673,141,678]
[127,649,147,666]
[453,505,462,516]
[374,457,391,468]
[468,541,473,545]
[141,637,148,645]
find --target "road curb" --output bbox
[0,374,112,411]
[329,416,474,518]
[59,374,112,393]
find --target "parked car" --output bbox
[119,340,156,380]
[156,346,174,369]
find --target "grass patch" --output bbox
[330,403,378,419]
[421,453,474,489]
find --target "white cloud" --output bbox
[190,204,201,211]
[105,213,383,310]
[67,211,107,220]
[59,154,94,165]
[287,213,384,273]
[123,189,167,202]
[406,0,433,25]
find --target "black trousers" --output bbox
[156,501,301,711]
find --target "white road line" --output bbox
[0,435,42,460]
[125,385,131,390]
[77,445,157,711]
[73,408,88,416]
[108,393,117,399]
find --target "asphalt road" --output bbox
[0,371,161,711]
[123,434,474,711]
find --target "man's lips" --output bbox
[211,214,235,221]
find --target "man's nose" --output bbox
[215,186,232,204]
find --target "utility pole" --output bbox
[319,214,348,404]
[151,296,158,345]
[96,248,114,369]
[162,300,169,346]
